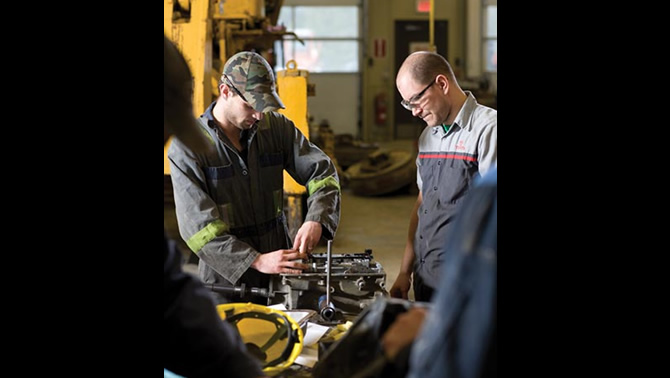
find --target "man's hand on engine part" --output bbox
[251,249,310,274]
[381,307,429,360]
[293,221,323,254]
[389,272,412,299]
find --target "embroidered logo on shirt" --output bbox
[456,140,466,151]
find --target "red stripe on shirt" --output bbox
[419,154,477,162]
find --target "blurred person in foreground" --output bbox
[382,167,497,378]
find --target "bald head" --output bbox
[397,51,457,86]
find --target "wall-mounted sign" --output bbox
[374,38,386,58]
[416,0,430,13]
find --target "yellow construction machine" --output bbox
[163,0,293,173]
[164,0,315,240]
[163,0,298,120]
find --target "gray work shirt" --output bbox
[168,103,341,291]
[409,168,497,378]
[414,92,497,290]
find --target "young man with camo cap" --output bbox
[167,51,341,305]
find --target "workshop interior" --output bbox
[164,0,496,376]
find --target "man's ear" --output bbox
[437,74,450,94]
[219,83,229,98]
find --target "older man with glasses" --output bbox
[390,51,497,302]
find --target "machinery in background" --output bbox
[344,150,416,196]
[164,0,296,119]
[333,133,380,170]
[310,120,344,182]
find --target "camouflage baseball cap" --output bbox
[222,51,285,113]
[164,35,211,153]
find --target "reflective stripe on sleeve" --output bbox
[307,176,340,196]
[186,219,229,253]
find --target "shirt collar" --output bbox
[429,91,478,135]
[202,101,259,139]
[453,91,478,132]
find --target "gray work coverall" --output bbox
[168,105,341,302]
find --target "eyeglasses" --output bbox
[400,79,436,111]
[223,75,248,103]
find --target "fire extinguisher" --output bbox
[374,93,387,125]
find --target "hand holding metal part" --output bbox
[251,248,310,274]
[292,220,322,254]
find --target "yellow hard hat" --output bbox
[217,303,304,376]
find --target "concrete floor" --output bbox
[316,138,418,299]
[169,138,419,301]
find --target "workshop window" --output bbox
[274,6,360,73]
[483,3,497,73]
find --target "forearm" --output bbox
[285,118,341,239]
[304,185,341,240]
[381,307,429,360]
[400,193,422,274]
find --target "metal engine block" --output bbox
[268,249,387,315]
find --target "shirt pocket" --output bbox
[204,164,234,180]
[435,164,472,206]
[204,164,235,204]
